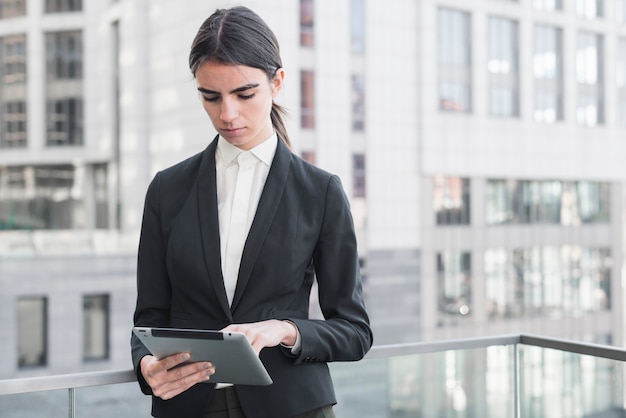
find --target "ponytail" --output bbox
[271,102,291,149]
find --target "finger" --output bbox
[152,352,191,374]
[153,363,216,400]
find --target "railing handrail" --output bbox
[1,333,624,396]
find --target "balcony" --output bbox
[0,334,625,417]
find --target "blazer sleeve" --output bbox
[288,175,373,364]
[131,172,172,394]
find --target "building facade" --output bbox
[1,0,625,384]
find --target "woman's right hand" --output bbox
[140,353,215,400]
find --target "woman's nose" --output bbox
[220,99,238,122]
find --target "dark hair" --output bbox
[189,6,290,148]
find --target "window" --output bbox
[488,17,519,117]
[0,164,109,230]
[1,101,26,148]
[45,0,82,13]
[46,31,83,146]
[350,0,365,54]
[351,74,365,131]
[83,294,110,361]
[576,0,604,18]
[301,70,315,129]
[46,31,82,80]
[18,296,47,368]
[618,38,626,127]
[1,34,26,85]
[485,246,610,320]
[486,179,609,225]
[438,8,472,113]
[534,0,563,10]
[352,154,366,198]
[1,34,27,148]
[534,25,563,123]
[0,0,25,18]
[576,32,604,126]
[300,0,314,47]
[437,251,471,326]
[433,177,470,225]
[46,97,83,146]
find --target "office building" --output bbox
[1,0,625,386]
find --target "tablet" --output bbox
[133,327,273,386]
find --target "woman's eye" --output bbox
[202,96,219,102]
[239,93,255,100]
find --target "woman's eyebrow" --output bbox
[197,83,260,95]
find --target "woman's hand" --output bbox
[140,353,215,400]
[221,320,298,355]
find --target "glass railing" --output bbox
[1,334,625,417]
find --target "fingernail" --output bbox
[206,369,214,376]
[181,353,190,361]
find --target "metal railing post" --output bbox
[514,343,520,418]
[68,387,75,418]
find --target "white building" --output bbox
[0,0,625,380]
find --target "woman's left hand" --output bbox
[221,320,297,355]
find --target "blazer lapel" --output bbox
[230,139,292,311]
[197,136,232,319]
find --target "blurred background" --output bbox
[0,0,626,416]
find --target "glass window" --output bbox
[45,0,82,13]
[576,0,604,18]
[45,30,83,146]
[576,32,604,126]
[301,70,315,129]
[18,296,47,368]
[488,17,519,117]
[46,31,82,81]
[351,73,365,131]
[576,181,610,223]
[534,0,563,10]
[0,164,109,230]
[486,246,611,320]
[1,34,27,85]
[0,0,25,18]
[46,97,83,146]
[352,154,366,198]
[350,0,365,54]
[486,179,609,226]
[534,25,563,123]
[300,0,314,47]
[1,34,27,148]
[485,249,518,318]
[83,294,110,361]
[437,251,471,326]
[438,8,472,113]
[1,101,26,148]
[618,38,626,128]
[434,176,470,225]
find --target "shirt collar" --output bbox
[217,133,278,167]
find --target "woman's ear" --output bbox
[271,68,285,98]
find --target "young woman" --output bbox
[131,6,373,418]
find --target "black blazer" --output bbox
[131,136,373,418]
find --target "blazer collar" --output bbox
[197,135,293,316]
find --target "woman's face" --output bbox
[195,61,284,150]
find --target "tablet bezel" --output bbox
[133,326,273,386]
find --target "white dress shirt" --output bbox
[216,133,277,306]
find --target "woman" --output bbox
[131,6,373,418]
